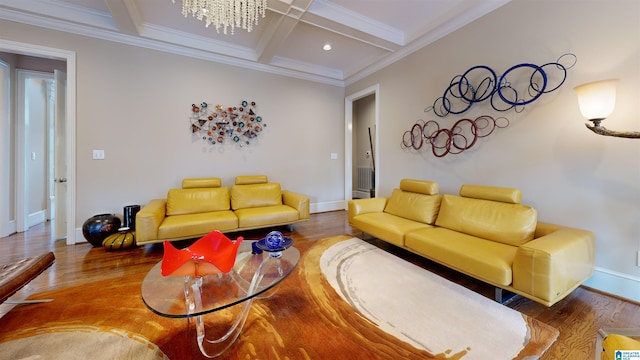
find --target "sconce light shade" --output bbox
[573,79,639,138]
[574,79,619,121]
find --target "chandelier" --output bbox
[172,0,267,34]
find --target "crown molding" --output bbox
[0,8,345,86]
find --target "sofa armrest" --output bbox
[348,198,388,222]
[512,221,595,305]
[282,190,310,220]
[135,199,167,244]
[533,221,566,237]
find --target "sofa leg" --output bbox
[288,224,294,232]
[495,287,518,305]
[360,232,375,241]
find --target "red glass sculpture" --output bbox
[161,230,244,277]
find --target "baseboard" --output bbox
[311,200,345,213]
[583,267,640,303]
[352,190,371,199]
[28,210,46,228]
[75,228,86,244]
[0,220,17,238]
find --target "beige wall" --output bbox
[0,19,346,229]
[347,0,640,297]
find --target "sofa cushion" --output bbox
[166,187,230,216]
[231,183,282,210]
[405,227,517,286]
[351,212,432,247]
[435,194,537,246]
[158,210,238,239]
[384,189,441,225]
[234,205,298,228]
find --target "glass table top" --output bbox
[141,240,300,318]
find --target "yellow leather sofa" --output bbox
[135,175,310,245]
[348,179,596,307]
[600,332,640,360]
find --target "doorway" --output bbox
[14,69,67,241]
[15,70,54,233]
[0,40,77,245]
[344,84,379,205]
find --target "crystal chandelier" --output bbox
[172,0,267,35]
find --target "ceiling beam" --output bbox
[104,0,141,35]
[257,0,315,63]
[304,0,403,47]
[298,11,401,52]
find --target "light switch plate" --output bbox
[92,150,105,160]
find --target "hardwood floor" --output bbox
[1,210,638,359]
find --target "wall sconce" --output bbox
[574,79,640,138]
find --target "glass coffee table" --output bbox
[141,240,299,358]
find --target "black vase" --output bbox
[123,205,140,230]
[82,213,121,247]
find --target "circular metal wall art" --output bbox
[410,53,576,157]
[402,116,509,157]
[425,53,577,116]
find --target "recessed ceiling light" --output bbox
[323,44,332,51]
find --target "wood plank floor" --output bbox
[1,210,638,359]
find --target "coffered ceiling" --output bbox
[0,0,511,86]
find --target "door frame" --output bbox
[344,84,379,207]
[0,39,77,245]
[0,59,11,238]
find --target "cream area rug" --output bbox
[0,325,167,360]
[320,238,553,360]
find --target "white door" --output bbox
[53,70,67,240]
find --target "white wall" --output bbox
[346,0,640,300]
[0,18,346,229]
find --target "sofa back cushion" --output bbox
[383,179,441,225]
[166,187,230,216]
[231,182,282,210]
[182,177,221,189]
[459,184,522,204]
[435,194,537,246]
[399,179,439,195]
[235,175,268,185]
